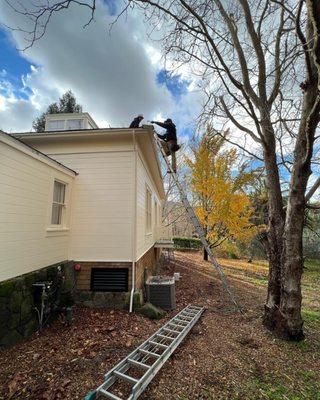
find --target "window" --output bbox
[47,120,65,131]
[91,268,128,292]
[158,203,162,225]
[51,181,66,225]
[154,201,158,226]
[146,187,152,233]
[66,119,83,130]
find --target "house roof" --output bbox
[12,126,165,199]
[0,130,78,176]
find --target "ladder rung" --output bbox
[163,327,181,334]
[176,316,191,326]
[182,313,196,318]
[127,358,150,370]
[139,349,160,358]
[168,324,184,330]
[176,317,192,322]
[99,389,123,400]
[149,340,168,349]
[181,311,194,316]
[157,334,175,340]
[113,371,138,385]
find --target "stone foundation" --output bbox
[74,290,144,310]
[75,290,128,309]
[0,261,75,348]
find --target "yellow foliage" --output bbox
[185,131,258,248]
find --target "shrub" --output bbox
[173,237,202,250]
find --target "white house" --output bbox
[1,113,169,309]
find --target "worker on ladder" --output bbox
[151,118,180,173]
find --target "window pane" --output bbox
[53,181,65,203]
[146,188,152,232]
[66,119,83,130]
[51,204,62,224]
[48,120,65,131]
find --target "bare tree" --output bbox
[119,0,320,341]
[4,0,320,339]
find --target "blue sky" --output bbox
[0,30,33,99]
[157,69,190,100]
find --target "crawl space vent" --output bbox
[91,268,128,292]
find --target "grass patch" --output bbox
[304,259,320,272]
[245,276,268,286]
[248,377,320,400]
[302,309,320,323]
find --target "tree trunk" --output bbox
[276,75,320,340]
[278,175,306,340]
[273,4,320,339]
[261,133,285,330]
[203,247,208,261]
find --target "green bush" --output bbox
[228,252,239,259]
[173,237,202,250]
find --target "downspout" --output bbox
[129,130,137,313]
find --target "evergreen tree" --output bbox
[32,91,82,132]
[58,91,82,114]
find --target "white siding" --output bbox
[0,140,74,282]
[47,151,134,261]
[136,150,162,260]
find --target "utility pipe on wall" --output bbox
[129,129,138,313]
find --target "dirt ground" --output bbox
[1,251,319,400]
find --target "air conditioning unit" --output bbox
[146,276,176,310]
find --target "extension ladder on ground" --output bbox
[154,134,241,312]
[86,305,204,400]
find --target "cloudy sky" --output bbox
[0,0,201,139]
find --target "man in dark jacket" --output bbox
[151,118,179,173]
[129,114,144,128]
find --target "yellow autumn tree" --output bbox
[185,127,257,260]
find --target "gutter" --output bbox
[129,129,138,313]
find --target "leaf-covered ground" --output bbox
[0,252,319,400]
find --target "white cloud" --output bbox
[0,0,194,131]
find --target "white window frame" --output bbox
[145,186,152,235]
[47,120,65,131]
[154,200,158,227]
[50,180,67,229]
[66,119,83,130]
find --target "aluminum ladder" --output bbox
[85,305,204,400]
[154,133,242,312]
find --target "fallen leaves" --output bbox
[7,373,25,399]
[1,252,319,400]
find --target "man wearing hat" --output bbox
[150,118,179,173]
[129,114,144,128]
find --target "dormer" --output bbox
[45,112,99,131]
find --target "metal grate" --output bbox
[91,268,128,292]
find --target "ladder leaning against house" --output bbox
[154,133,242,313]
